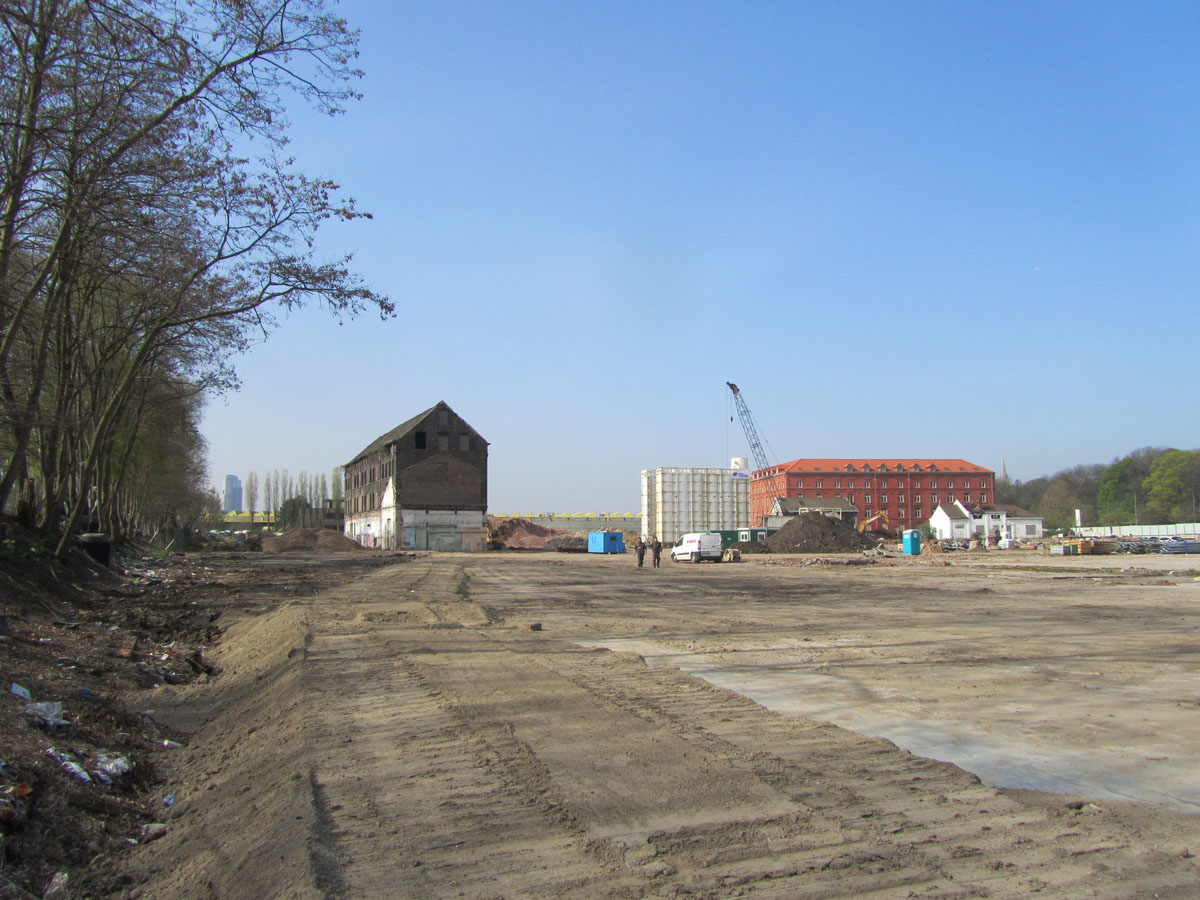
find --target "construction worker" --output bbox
[635,538,646,567]
[651,538,662,568]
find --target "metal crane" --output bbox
[726,382,771,473]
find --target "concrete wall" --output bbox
[489,514,641,531]
[1077,522,1200,538]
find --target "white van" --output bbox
[671,532,724,563]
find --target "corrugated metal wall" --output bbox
[641,467,750,542]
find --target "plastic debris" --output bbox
[163,792,176,807]
[46,748,90,782]
[91,754,134,784]
[43,871,70,899]
[9,683,31,700]
[23,701,68,727]
[0,785,31,827]
[162,739,182,749]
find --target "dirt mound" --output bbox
[733,540,770,554]
[261,528,364,553]
[764,513,876,553]
[491,518,572,550]
[544,532,588,552]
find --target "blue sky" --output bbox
[202,0,1200,512]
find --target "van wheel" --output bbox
[691,552,700,563]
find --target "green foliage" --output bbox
[1143,450,1200,523]
[277,496,313,531]
[1000,447,1197,528]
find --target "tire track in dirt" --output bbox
[302,555,1200,900]
[304,558,630,899]
[534,645,1191,898]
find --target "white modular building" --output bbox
[641,458,751,542]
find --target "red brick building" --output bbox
[750,458,996,531]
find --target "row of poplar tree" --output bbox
[235,469,344,516]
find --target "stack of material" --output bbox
[764,513,877,553]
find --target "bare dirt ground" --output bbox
[8,545,1200,898]
[117,548,1200,900]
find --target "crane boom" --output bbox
[726,382,771,473]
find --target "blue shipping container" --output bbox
[588,532,626,554]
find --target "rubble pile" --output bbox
[732,541,769,554]
[544,532,588,552]
[764,513,877,554]
[261,528,364,552]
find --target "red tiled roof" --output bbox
[764,458,994,475]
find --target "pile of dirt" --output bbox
[491,518,571,550]
[544,532,588,552]
[0,529,404,900]
[764,512,877,553]
[0,546,218,898]
[261,528,364,553]
[732,540,769,554]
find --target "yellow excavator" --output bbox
[486,527,506,550]
[858,511,890,533]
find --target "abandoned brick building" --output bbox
[343,402,488,551]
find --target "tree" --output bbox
[277,495,312,531]
[1143,450,1200,523]
[245,472,258,516]
[0,0,392,557]
[331,466,344,505]
[1037,479,1084,532]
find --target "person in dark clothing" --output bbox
[650,538,662,568]
[635,539,646,567]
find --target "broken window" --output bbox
[415,431,426,450]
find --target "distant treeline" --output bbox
[997,447,1200,530]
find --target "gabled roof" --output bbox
[980,504,1038,517]
[934,502,970,521]
[773,458,994,475]
[346,401,487,465]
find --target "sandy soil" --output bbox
[125,549,1200,899]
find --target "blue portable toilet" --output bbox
[902,529,922,555]
[588,531,626,554]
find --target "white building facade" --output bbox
[929,500,1043,542]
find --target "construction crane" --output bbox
[726,382,771,473]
